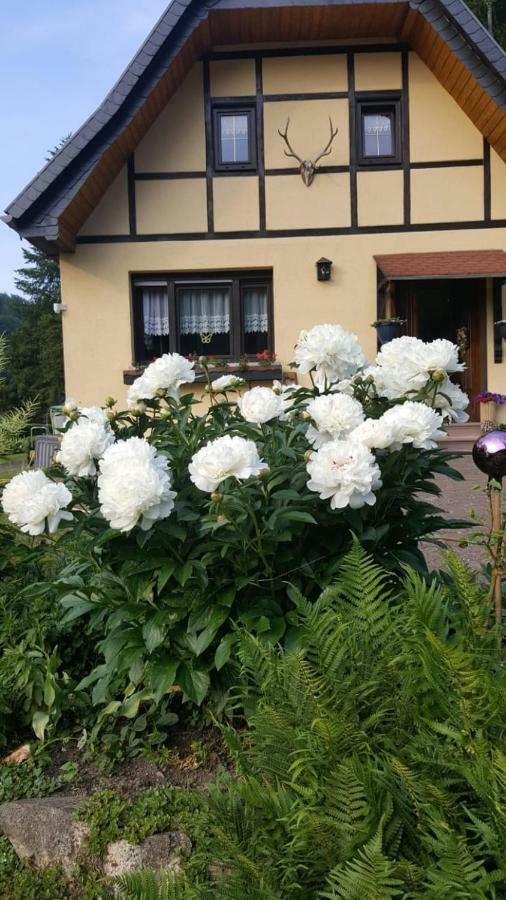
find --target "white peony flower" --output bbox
[127,353,196,409]
[98,437,176,532]
[374,337,465,399]
[272,380,300,419]
[237,386,284,424]
[294,324,367,386]
[79,406,109,426]
[434,377,470,423]
[209,374,245,392]
[189,435,268,492]
[306,394,364,448]
[306,439,382,510]
[379,402,446,450]
[58,416,115,477]
[349,417,395,451]
[1,470,73,536]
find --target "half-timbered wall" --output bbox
[77,44,506,243]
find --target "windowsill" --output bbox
[123,363,283,386]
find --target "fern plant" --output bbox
[149,543,506,899]
[0,333,36,457]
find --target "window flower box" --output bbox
[123,363,283,386]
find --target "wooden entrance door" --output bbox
[395,279,487,421]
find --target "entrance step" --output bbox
[438,422,481,453]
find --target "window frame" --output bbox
[356,93,402,167]
[131,271,273,365]
[212,104,257,173]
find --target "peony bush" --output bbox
[1,326,468,722]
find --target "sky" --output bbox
[0,0,168,295]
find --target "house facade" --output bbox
[3,0,506,422]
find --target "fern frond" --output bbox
[319,824,403,899]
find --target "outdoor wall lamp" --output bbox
[316,257,332,281]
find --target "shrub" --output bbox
[1,328,468,729]
[167,545,506,898]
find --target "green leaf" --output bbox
[32,710,50,741]
[179,664,210,705]
[215,634,234,671]
[142,616,166,654]
[150,658,179,705]
[157,562,176,593]
[59,596,96,624]
[175,561,193,586]
[43,675,55,708]
[121,692,145,719]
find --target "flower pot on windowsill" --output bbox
[372,318,406,346]
[123,364,283,386]
[495,321,506,341]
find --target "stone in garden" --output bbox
[0,795,89,875]
[103,831,192,877]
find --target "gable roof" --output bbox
[4,0,506,253]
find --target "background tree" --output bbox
[0,334,37,456]
[466,0,506,47]
[0,139,70,416]
[0,294,23,334]
[0,248,64,414]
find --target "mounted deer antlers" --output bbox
[277,116,339,186]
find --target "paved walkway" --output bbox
[422,453,490,571]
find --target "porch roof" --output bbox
[374,250,506,280]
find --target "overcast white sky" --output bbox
[0,0,168,295]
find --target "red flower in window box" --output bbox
[255,350,277,368]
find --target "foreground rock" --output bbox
[103,831,192,877]
[0,795,88,875]
[0,794,192,880]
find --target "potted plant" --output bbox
[255,350,277,368]
[372,317,406,345]
[475,391,506,428]
[495,321,506,341]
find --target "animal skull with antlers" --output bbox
[278,116,339,186]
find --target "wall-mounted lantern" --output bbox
[316,257,332,282]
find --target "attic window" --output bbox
[212,105,257,172]
[357,95,402,166]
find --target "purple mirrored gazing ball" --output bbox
[472,430,506,479]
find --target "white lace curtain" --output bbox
[244,286,268,334]
[143,288,169,336]
[179,288,230,335]
[141,284,268,337]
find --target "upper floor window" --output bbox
[212,105,257,172]
[357,95,401,166]
[132,272,272,364]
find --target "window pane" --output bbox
[178,287,231,357]
[220,114,249,163]
[135,287,170,362]
[363,112,393,157]
[243,285,268,355]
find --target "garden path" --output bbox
[422,453,489,571]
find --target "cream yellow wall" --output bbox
[491,149,506,220]
[135,64,205,172]
[60,226,506,406]
[213,177,260,231]
[354,52,402,90]
[266,173,350,228]
[357,170,404,226]
[409,53,483,162]
[411,167,484,223]
[262,55,347,93]
[79,169,129,236]
[136,179,207,233]
[210,59,256,96]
